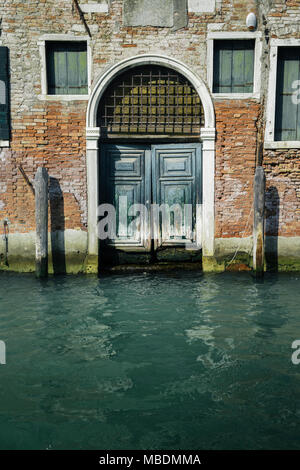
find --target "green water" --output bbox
[0,271,300,450]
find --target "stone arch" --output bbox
[87,54,215,130]
[85,54,216,270]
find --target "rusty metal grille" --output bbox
[98,65,203,136]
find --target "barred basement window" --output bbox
[46,41,88,95]
[98,65,204,137]
[213,40,255,93]
[275,47,300,141]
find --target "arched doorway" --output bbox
[86,55,215,271]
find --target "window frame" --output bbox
[38,34,91,101]
[0,43,9,147]
[207,31,262,100]
[265,39,300,149]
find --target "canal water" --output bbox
[0,271,300,450]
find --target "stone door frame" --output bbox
[86,54,216,267]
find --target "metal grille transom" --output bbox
[98,65,203,137]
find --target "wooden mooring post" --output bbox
[253,166,265,277]
[35,167,49,278]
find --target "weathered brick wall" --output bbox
[264,150,300,237]
[0,0,299,249]
[0,0,90,234]
[215,100,259,238]
[0,104,87,234]
[261,0,300,238]
[266,0,300,36]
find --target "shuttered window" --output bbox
[275,47,300,141]
[213,40,255,93]
[46,41,88,95]
[0,46,10,140]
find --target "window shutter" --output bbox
[215,48,232,93]
[46,42,88,95]
[243,46,255,93]
[0,46,10,141]
[213,40,255,94]
[55,49,68,94]
[275,48,300,141]
[78,50,88,94]
[47,46,68,95]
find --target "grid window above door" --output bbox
[213,39,255,93]
[46,41,88,95]
[98,65,204,137]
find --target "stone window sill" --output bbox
[38,94,89,101]
[212,93,260,100]
[264,141,300,149]
[0,140,9,147]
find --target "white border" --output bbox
[37,34,92,101]
[86,54,216,260]
[207,31,262,100]
[265,39,300,149]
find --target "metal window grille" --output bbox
[98,66,203,137]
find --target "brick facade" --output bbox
[0,0,299,271]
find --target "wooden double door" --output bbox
[100,143,202,253]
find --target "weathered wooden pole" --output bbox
[253,166,265,277]
[35,167,49,278]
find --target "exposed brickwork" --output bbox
[215,100,259,238]
[264,149,300,237]
[0,0,299,251]
[0,102,87,233]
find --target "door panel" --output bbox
[100,143,201,252]
[159,182,193,241]
[152,144,201,248]
[100,145,151,250]
[112,183,141,239]
[160,154,193,177]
